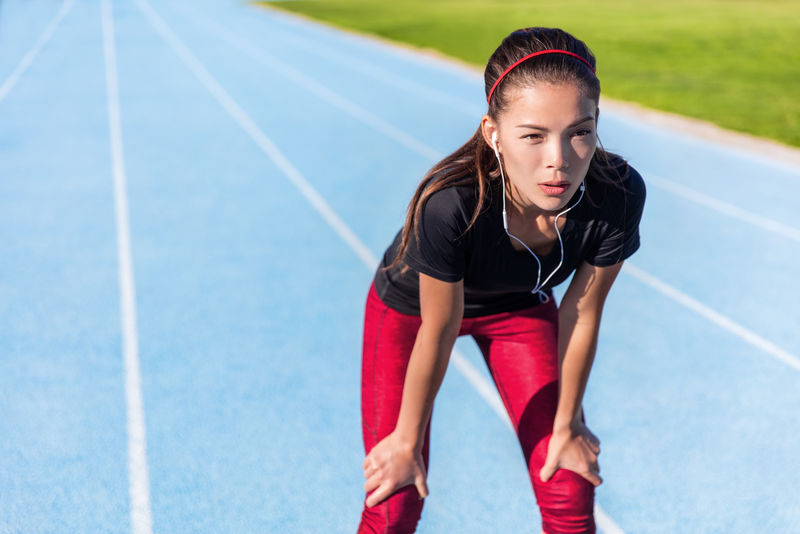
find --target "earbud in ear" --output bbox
[491,132,498,152]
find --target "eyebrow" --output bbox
[515,115,595,131]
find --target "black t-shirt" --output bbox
[373,161,646,317]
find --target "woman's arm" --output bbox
[363,273,464,507]
[539,260,624,486]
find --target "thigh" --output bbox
[359,283,430,533]
[471,302,595,534]
[361,283,422,450]
[471,301,561,461]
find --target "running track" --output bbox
[1,1,799,532]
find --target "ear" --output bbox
[480,115,499,152]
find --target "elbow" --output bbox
[418,274,464,348]
[419,315,461,348]
[558,302,601,329]
[558,297,584,327]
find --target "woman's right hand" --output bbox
[362,431,429,508]
[539,420,602,487]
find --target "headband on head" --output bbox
[487,49,596,105]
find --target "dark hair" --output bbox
[387,27,628,272]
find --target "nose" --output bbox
[546,137,569,169]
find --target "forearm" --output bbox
[553,310,600,431]
[394,324,458,448]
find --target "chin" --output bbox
[532,196,570,213]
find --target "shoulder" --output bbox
[621,160,646,203]
[423,180,479,208]
[587,156,646,221]
[603,155,645,197]
[419,180,481,227]
[577,156,646,266]
[403,180,478,281]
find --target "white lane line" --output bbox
[135,4,627,532]
[646,174,800,243]
[623,263,800,372]
[450,351,512,429]
[594,506,626,534]
[255,7,800,243]
[134,0,375,270]
[101,1,154,533]
[172,5,442,163]
[0,0,75,103]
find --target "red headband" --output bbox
[487,49,595,105]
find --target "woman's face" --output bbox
[483,82,598,214]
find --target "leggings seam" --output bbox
[369,304,391,532]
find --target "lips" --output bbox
[538,181,570,195]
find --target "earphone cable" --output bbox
[495,146,585,302]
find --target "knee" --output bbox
[358,486,424,534]
[534,469,596,534]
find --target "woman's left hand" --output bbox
[362,431,429,508]
[539,421,603,486]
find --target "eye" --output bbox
[573,128,593,137]
[522,133,543,140]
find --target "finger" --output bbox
[365,483,392,508]
[363,463,378,479]
[581,469,603,487]
[363,472,383,493]
[539,461,557,483]
[415,474,429,500]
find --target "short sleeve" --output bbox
[403,187,468,282]
[585,167,646,267]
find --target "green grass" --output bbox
[261,0,800,148]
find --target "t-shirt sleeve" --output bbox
[402,187,468,282]
[585,166,647,267]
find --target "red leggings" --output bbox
[358,283,595,534]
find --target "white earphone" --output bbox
[490,129,585,302]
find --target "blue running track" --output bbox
[1,1,799,532]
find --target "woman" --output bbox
[359,27,646,534]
